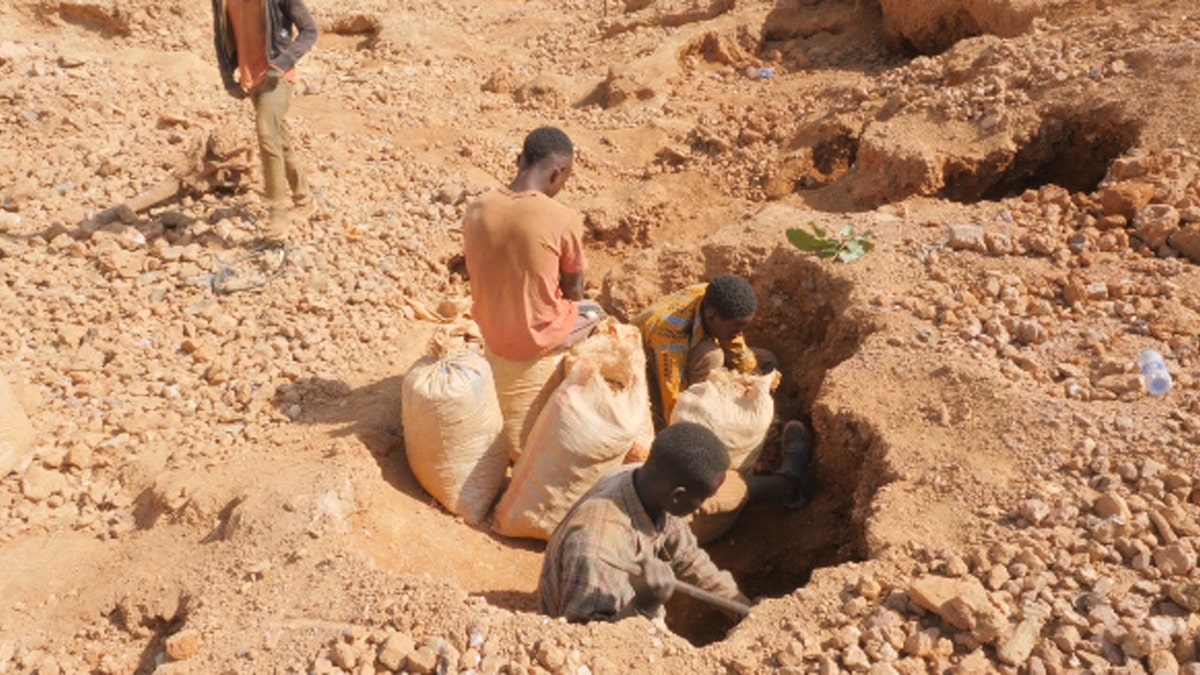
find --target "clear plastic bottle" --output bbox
[744,67,775,80]
[1137,349,1172,396]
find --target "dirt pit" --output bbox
[943,104,1145,203]
[337,249,882,649]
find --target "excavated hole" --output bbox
[363,252,885,648]
[942,105,1143,202]
[787,126,861,191]
[659,252,881,646]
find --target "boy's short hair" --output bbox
[646,422,729,489]
[521,126,574,168]
[702,275,757,320]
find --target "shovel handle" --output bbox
[599,555,752,617]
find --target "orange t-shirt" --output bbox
[226,0,297,92]
[463,188,587,362]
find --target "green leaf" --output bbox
[786,227,825,252]
[787,221,875,263]
[838,241,866,263]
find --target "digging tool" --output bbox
[599,555,752,617]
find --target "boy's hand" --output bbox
[629,551,674,615]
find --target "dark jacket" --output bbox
[212,0,318,94]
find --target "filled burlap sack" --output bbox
[669,368,776,472]
[402,340,507,525]
[492,320,653,540]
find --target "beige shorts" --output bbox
[689,469,750,546]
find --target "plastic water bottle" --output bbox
[744,66,775,80]
[1137,349,1172,396]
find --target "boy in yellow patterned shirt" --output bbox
[633,275,812,544]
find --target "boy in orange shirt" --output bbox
[212,0,317,244]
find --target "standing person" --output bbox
[539,422,748,622]
[212,0,318,244]
[462,126,604,460]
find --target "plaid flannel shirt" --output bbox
[539,466,740,622]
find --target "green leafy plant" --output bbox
[786,222,875,263]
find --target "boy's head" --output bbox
[643,422,730,518]
[517,126,574,197]
[701,274,757,343]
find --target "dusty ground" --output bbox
[2,0,1200,673]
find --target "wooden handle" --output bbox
[599,555,752,617]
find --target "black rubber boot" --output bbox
[776,420,815,507]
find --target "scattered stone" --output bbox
[1153,544,1196,577]
[995,610,1047,666]
[535,641,566,671]
[378,633,415,671]
[1169,223,1200,263]
[1147,509,1178,544]
[903,628,937,657]
[1168,581,1200,612]
[405,646,438,674]
[596,66,657,108]
[1092,493,1131,520]
[1148,649,1180,674]
[164,629,201,661]
[1012,319,1048,346]
[946,224,986,252]
[1018,499,1050,525]
[329,641,358,670]
[481,65,521,94]
[1098,182,1156,220]
[841,644,870,670]
[1133,204,1181,249]
[955,649,993,674]
[512,73,567,107]
[70,344,107,372]
[944,555,969,577]
[907,576,1008,643]
[724,653,759,674]
[1121,627,1167,659]
[1162,504,1200,536]
[21,465,68,502]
